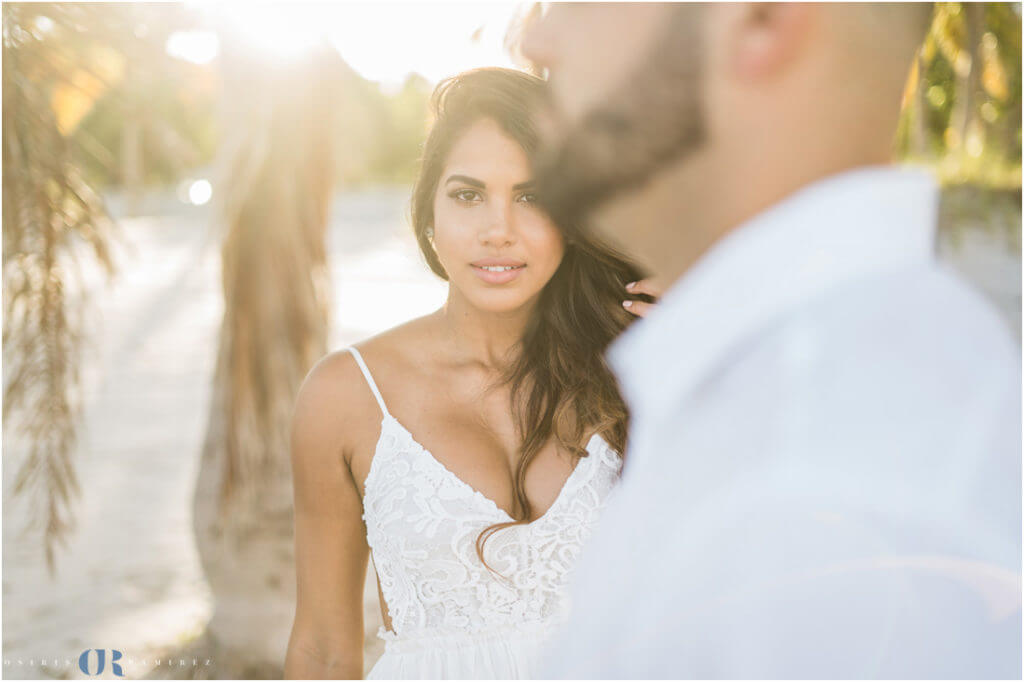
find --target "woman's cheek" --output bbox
[432,226,469,275]
[532,229,566,281]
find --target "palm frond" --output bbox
[2,2,119,576]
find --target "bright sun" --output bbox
[175,2,524,89]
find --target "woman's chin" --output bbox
[461,285,540,314]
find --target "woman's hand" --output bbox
[622,278,662,318]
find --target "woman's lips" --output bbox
[470,263,526,284]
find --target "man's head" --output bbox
[522,3,933,285]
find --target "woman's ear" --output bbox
[726,3,815,82]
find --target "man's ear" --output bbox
[726,3,815,82]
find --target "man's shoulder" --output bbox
[677,258,1021,476]
[794,260,1018,376]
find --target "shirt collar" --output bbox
[606,164,940,425]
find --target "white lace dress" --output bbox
[344,347,623,679]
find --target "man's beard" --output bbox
[532,5,708,240]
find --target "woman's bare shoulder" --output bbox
[291,314,439,461]
[301,314,435,401]
[290,352,366,470]
[348,313,440,372]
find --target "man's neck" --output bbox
[596,146,897,292]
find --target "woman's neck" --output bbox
[434,290,536,371]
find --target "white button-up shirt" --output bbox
[539,166,1022,679]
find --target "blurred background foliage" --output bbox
[35,3,432,190]
[896,2,1021,189]
[7,2,1022,197]
[5,2,434,194]
[894,2,1022,254]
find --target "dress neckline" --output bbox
[367,412,609,528]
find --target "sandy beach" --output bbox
[2,186,443,679]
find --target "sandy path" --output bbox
[2,186,443,679]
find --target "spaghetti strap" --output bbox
[345,346,390,417]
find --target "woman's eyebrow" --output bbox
[443,175,535,191]
[445,174,485,188]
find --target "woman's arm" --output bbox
[285,354,372,679]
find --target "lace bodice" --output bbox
[346,347,623,642]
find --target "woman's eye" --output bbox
[517,192,537,204]
[451,189,482,202]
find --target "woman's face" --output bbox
[431,117,565,314]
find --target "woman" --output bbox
[284,67,659,679]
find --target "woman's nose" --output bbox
[478,201,515,246]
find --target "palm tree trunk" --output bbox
[151,41,340,679]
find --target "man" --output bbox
[522,4,1022,678]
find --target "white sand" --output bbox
[2,186,444,679]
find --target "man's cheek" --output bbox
[542,75,592,133]
[591,185,660,260]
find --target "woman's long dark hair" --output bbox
[409,67,647,575]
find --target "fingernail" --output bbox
[622,300,633,308]
[625,281,636,290]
